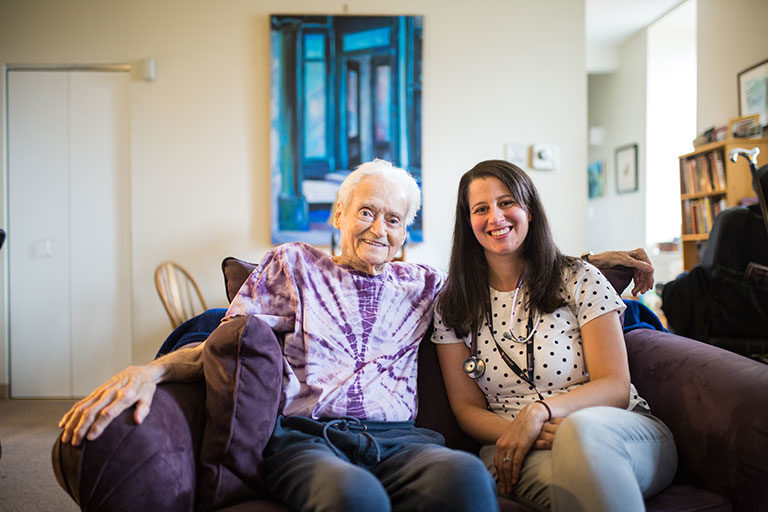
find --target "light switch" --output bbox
[504,143,528,167]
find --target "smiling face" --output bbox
[467,177,531,265]
[333,176,408,274]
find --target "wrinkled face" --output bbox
[333,176,408,274]
[467,177,531,262]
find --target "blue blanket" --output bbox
[622,299,667,333]
[155,308,227,359]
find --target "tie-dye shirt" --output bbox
[225,242,444,421]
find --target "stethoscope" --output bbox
[463,276,541,380]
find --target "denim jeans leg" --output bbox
[373,443,499,512]
[550,406,678,512]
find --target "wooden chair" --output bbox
[154,261,208,329]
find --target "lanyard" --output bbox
[468,280,543,400]
[487,306,542,399]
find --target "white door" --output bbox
[8,70,132,398]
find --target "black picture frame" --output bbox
[615,144,638,194]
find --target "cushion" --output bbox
[221,256,634,301]
[222,257,257,303]
[198,315,283,511]
[599,265,633,295]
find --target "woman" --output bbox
[432,160,677,511]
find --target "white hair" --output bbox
[336,159,422,226]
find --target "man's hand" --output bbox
[589,248,654,296]
[58,365,161,446]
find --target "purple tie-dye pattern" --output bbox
[224,243,444,421]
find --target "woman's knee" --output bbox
[553,407,616,452]
[307,464,390,512]
[423,450,497,507]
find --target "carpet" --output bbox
[0,399,79,512]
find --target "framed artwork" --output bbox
[738,57,768,125]
[728,114,760,139]
[587,161,604,199]
[270,15,423,244]
[615,144,638,194]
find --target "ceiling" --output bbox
[586,0,687,72]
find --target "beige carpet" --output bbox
[0,399,79,512]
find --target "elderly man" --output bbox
[59,159,654,512]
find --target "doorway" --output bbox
[6,68,132,397]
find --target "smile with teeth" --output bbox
[489,227,511,237]
[361,239,386,247]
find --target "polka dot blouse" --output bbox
[432,261,650,420]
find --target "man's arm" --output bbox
[588,248,654,296]
[58,341,205,446]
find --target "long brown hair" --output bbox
[437,160,578,337]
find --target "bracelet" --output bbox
[535,400,552,422]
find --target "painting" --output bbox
[615,144,638,194]
[587,161,604,199]
[738,57,768,125]
[270,15,423,244]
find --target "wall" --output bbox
[0,0,587,386]
[587,31,647,253]
[697,0,768,131]
[646,1,696,249]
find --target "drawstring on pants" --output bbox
[322,416,381,463]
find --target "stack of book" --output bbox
[682,196,728,235]
[680,151,727,195]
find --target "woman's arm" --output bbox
[588,248,654,295]
[437,342,551,493]
[536,311,630,420]
[436,342,516,444]
[59,341,206,446]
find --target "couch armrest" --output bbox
[624,329,768,511]
[53,381,206,512]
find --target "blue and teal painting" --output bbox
[270,15,423,244]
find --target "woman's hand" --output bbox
[589,248,655,296]
[533,417,563,450]
[59,365,161,446]
[494,401,551,494]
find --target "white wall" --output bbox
[697,0,768,131]
[0,0,588,386]
[646,0,696,248]
[587,32,647,253]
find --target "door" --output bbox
[8,69,132,397]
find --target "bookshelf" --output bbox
[678,138,768,271]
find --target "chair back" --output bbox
[154,261,208,328]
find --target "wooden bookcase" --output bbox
[678,138,768,271]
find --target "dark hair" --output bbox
[437,160,578,337]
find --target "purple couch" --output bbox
[52,266,768,511]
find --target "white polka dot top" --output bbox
[432,261,650,419]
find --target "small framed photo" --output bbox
[738,57,768,125]
[728,114,760,139]
[615,144,638,194]
[587,161,605,199]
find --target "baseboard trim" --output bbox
[0,384,8,399]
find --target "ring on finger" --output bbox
[502,456,513,463]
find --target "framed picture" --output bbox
[615,144,638,194]
[587,160,604,199]
[270,15,424,245]
[728,114,760,139]
[738,57,768,125]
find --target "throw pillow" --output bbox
[198,314,283,510]
[221,257,257,303]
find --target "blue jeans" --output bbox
[480,407,677,511]
[264,415,498,512]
